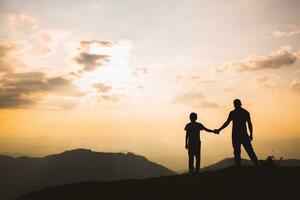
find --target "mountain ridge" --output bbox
[0,148,175,200]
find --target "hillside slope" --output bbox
[18,166,300,200]
[202,157,300,171]
[0,149,174,200]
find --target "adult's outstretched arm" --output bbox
[218,113,232,132]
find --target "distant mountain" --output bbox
[202,158,252,171]
[202,157,300,171]
[17,166,300,200]
[0,149,175,200]
[0,152,44,157]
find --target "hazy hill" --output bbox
[17,166,300,200]
[201,158,252,171]
[0,149,175,200]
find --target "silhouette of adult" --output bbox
[217,99,259,166]
[185,112,217,173]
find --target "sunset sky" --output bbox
[0,0,300,171]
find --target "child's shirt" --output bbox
[184,122,204,143]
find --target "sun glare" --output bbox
[75,40,134,96]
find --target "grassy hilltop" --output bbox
[18,166,300,200]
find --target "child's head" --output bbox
[189,112,197,122]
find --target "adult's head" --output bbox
[233,99,242,109]
[189,112,197,122]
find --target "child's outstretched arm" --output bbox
[202,125,218,134]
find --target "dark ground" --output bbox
[18,166,300,200]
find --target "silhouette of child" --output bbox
[185,112,217,173]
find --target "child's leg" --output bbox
[195,143,201,173]
[188,146,194,172]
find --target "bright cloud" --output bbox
[272,30,300,38]
[221,47,300,72]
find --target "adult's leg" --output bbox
[188,145,194,172]
[232,138,241,166]
[242,138,259,166]
[195,143,201,173]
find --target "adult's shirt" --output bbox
[228,107,251,139]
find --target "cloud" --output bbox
[255,75,270,84]
[80,40,114,49]
[200,100,219,108]
[250,75,285,91]
[0,38,84,109]
[74,40,111,72]
[290,81,300,93]
[223,86,233,92]
[0,39,24,72]
[38,98,79,110]
[220,47,300,72]
[74,52,110,72]
[174,75,201,81]
[173,91,204,103]
[6,14,52,43]
[6,14,52,54]
[137,85,145,90]
[92,82,112,93]
[98,95,119,102]
[131,67,148,76]
[0,39,19,57]
[173,91,218,108]
[272,30,300,38]
[0,72,84,108]
[92,82,120,102]
[201,79,217,84]
[170,74,216,84]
